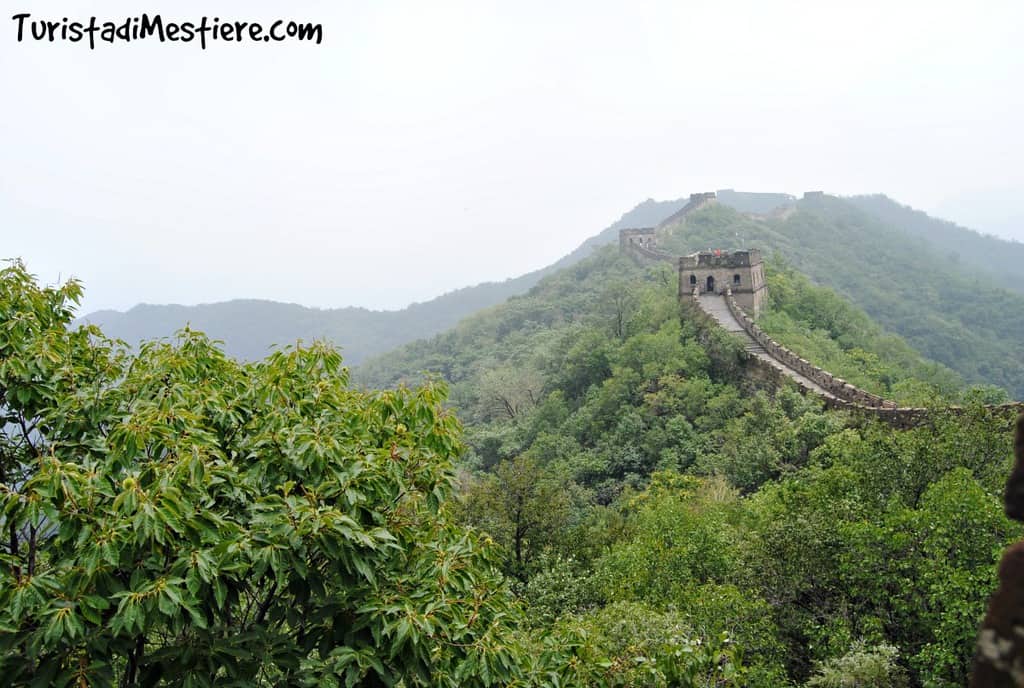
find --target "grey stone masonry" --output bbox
[680,249,767,317]
[655,192,718,229]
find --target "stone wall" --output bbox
[632,245,675,262]
[680,250,761,269]
[619,227,656,251]
[683,286,1024,428]
[722,287,894,407]
[619,193,717,265]
[619,227,675,263]
[718,288,1024,426]
[680,249,767,316]
[655,191,718,229]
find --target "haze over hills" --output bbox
[78,197,688,364]
[80,191,1024,392]
[845,194,1024,295]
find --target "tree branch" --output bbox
[253,582,278,627]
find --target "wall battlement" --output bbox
[619,227,657,251]
[680,249,761,269]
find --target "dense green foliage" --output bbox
[757,265,976,405]
[1,260,767,687]
[0,262,528,686]
[7,195,1021,685]
[361,246,1019,685]
[846,194,1024,298]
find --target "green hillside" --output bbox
[356,245,1019,685]
[846,194,1024,297]
[7,245,1018,685]
[656,196,1024,398]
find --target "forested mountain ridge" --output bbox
[846,193,1024,296]
[8,222,1021,684]
[355,243,1019,685]
[79,197,688,364]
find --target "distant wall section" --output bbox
[656,192,718,228]
[619,227,675,263]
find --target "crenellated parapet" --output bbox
[681,250,767,317]
[723,287,892,407]
[619,191,719,265]
[716,286,1024,425]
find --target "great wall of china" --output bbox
[619,192,1024,427]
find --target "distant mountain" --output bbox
[79,197,688,364]
[846,194,1024,296]
[347,201,1018,688]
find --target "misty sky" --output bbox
[3,0,1022,315]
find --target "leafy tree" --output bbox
[477,364,544,422]
[0,261,523,687]
[592,474,742,601]
[349,227,1021,686]
[544,602,750,688]
[600,279,637,340]
[458,456,570,579]
[804,642,907,688]
[519,553,595,626]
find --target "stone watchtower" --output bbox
[679,249,767,317]
[619,227,657,252]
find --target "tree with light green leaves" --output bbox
[0,260,523,687]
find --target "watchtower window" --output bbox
[733,274,741,285]
[689,275,697,286]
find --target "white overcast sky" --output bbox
[2,0,1022,314]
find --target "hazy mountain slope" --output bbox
[657,196,1024,397]
[715,189,795,214]
[79,197,688,364]
[354,236,1012,688]
[846,193,1024,296]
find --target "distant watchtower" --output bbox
[679,249,767,317]
[619,227,657,252]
